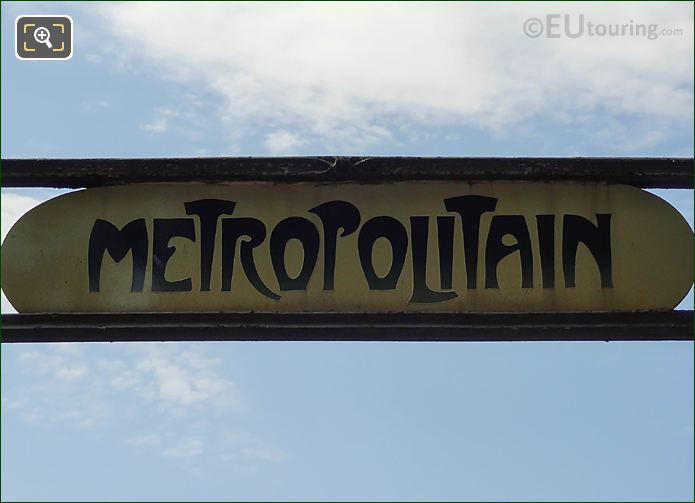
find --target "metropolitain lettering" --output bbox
[87,196,612,303]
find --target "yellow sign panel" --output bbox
[1,182,692,313]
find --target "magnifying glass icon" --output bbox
[33,26,53,49]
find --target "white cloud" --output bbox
[140,107,180,133]
[6,346,242,427]
[238,445,288,462]
[135,353,241,411]
[81,98,110,111]
[1,192,43,241]
[56,366,88,381]
[126,433,162,446]
[84,53,104,64]
[94,1,693,152]
[4,345,286,468]
[217,431,289,463]
[5,349,111,428]
[264,130,304,155]
[141,117,168,133]
[3,290,17,313]
[162,437,205,458]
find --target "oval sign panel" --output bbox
[2,182,692,313]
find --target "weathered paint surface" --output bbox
[1,181,692,313]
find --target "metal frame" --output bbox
[2,157,693,343]
[3,156,693,188]
[2,312,692,343]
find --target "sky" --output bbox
[1,2,693,501]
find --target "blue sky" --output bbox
[1,2,693,501]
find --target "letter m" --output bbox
[88,219,148,292]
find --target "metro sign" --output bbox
[2,181,692,313]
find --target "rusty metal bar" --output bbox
[1,311,692,343]
[2,157,693,188]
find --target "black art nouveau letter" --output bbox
[185,199,237,291]
[152,218,196,292]
[309,201,361,290]
[485,216,533,289]
[88,219,148,292]
[563,214,612,288]
[358,217,408,290]
[270,217,320,291]
[444,196,498,289]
